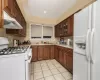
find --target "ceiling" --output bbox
[22,0,76,19]
[17,0,94,24]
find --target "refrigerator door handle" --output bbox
[90,28,95,64]
[86,29,91,61]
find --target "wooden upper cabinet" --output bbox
[12,0,19,18]
[5,0,26,37]
[55,15,74,37]
[4,0,14,17]
[0,0,5,28]
[0,0,13,28]
[67,16,74,36]
[55,25,59,37]
[0,0,2,28]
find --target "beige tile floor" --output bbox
[31,59,72,80]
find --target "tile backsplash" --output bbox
[0,29,26,46]
[55,36,73,46]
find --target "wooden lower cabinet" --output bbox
[54,46,59,61]
[50,46,54,59]
[32,45,73,74]
[64,52,68,68]
[67,55,73,73]
[38,46,44,60]
[43,46,50,60]
[32,45,55,62]
[64,48,73,74]
[55,46,73,74]
[58,47,64,66]
[32,46,38,62]
[67,49,73,73]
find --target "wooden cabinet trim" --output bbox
[5,0,26,37]
[55,15,74,37]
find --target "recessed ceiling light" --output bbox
[44,11,47,14]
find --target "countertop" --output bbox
[31,43,73,49]
[55,44,73,49]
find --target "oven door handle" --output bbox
[27,56,32,63]
[27,49,32,63]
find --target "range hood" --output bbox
[4,11,23,29]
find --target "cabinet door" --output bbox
[54,46,59,61]
[59,47,64,66]
[4,0,13,16]
[50,46,54,59]
[59,48,62,63]
[55,25,60,37]
[67,16,74,36]
[67,55,73,73]
[38,46,44,60]
[64,51,68,69]
[55,15,73,37]
[32,46,38,62]
[44,46,50,60]
[67,56,73,73]
[12,0,19,18]
[55,25,58,37]
[0,0,5,28]
[18,18,26,37]
[0,0,2,28]
[67,49,73,73]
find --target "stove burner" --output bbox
[0,46,29,55]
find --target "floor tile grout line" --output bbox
[40,60,46,80]
[41,60,54,80]
[33,61,42,73]
[53,67,66,80]
[45,60,55,77]
[50,59,66,80]
[40,60,54,80]
[33,61,45,80]
[55,60,73,80]
[51,59,69,80]
[43,59,62,80]
[31,59,72,80]
[45,59,57,80]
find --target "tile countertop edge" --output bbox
[31,44,73,49]
[55,44,73,49]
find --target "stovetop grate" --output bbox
[0,46,29,55]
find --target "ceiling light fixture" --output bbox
[44,11,47,14]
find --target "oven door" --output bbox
[25,49,32,80]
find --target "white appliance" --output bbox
[13,39,19,47]
[4,11,23,29]
[73,0,100,80]
[25,48,32,80]
[0,37,32,80]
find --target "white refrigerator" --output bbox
[73,0,100,80]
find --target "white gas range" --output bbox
[0,37,32,80]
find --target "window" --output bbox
[43,26,53,38]
[30,24,53,39]
[31,24,42,39]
